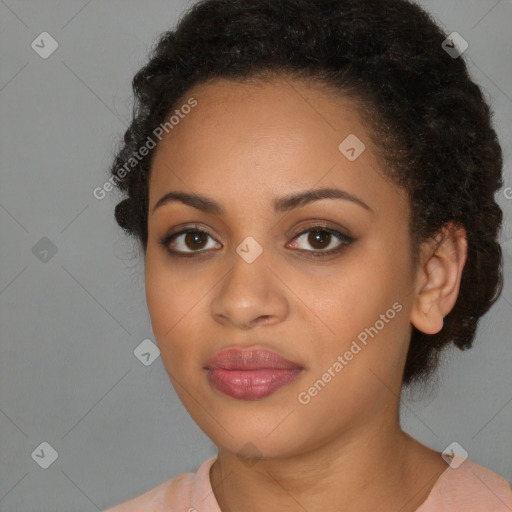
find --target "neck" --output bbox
[209,414,446,512]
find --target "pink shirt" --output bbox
[103,454,512,511]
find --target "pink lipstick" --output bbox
[204,348,303,400]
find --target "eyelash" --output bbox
[159,224,355,260]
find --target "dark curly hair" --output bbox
[109,0,504,387]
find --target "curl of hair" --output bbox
[109,0,504,386]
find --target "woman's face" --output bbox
[145,76,420,459]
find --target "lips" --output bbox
[204,348,304,400]
[205,348,303,370]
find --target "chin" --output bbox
[197,414,312,462]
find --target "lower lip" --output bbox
[206,368,303,400]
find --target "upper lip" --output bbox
[205,348,303,370]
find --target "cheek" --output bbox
[144,254,205,361]
[298,262,375,341]
[300,251,408,373]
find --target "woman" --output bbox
[104,0,512,510]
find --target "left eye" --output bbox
[160,225,354,258]
[289,227,352,255]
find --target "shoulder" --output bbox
[102,456,218,512]
[418,454,512,512]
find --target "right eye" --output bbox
[159,226,221,257]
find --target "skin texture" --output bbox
[144,76,468,512]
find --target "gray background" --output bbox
[0,0,511,510]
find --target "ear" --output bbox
[410,222,468,335]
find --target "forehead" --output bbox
[148,76,407,219]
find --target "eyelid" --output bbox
[289,220,353,240]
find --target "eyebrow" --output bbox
[152,187,373,215]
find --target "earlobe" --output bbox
[410,223,468,335]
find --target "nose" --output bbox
[210,251,289,330]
